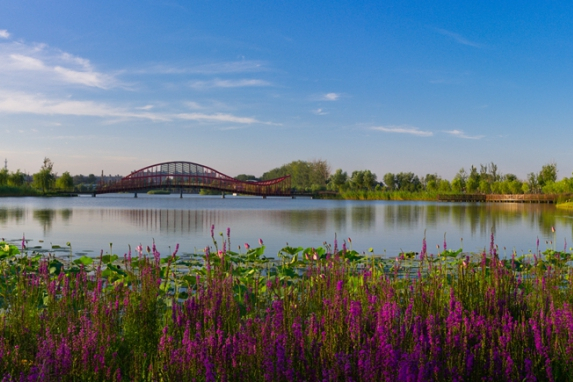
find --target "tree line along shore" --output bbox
[2,158,573,202]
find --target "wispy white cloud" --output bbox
[176,112,263,124]
[0,90,169,121]
[444,129,484,139]
[184,101,203,110]
[53,66,112,88]
[0,89,277,126]
[435,28,482,48]
[322,92,340,101]
[0,40,117,89]
[9,54,44,69]
[142,60,266,75]
[312,108,328,115]
[189,78,270,89]
[0,30,9,39]
[372,125,433,137]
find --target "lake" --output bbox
[1,194,572,259]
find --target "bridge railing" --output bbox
[97,173,292,196]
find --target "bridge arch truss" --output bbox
[96,161,291,196]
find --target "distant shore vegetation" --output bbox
[2,158,573,200]
[252,160,573,200]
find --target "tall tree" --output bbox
[362,170,377,190]
[56,171,74,190]
[8,170,26,187]
[350,171,365,190]
[527,172,539,193]
[489,162,499,182]
[395,172,421,192]
[466,166,480,193]
[33,158,56,194]
[0,168,8,186]
[383,173,396,191]
[423,174,439,192]
[451,168,467,193]
[538,162,557,187]
[262,160,331,191]
[329,169,348,190]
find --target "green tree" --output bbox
[309,159,331,188]
[395,172,421,192]
[362,170,377,190]
[527,172,539,194]
[33,158,56,194]
[383,173,396,191]
[438,179,452,192]
[466,166,480,193]
[0,168,8,186]
[538,162,557,188]
[350,171,365,190]
[451,168,467,193]
[262,160,331,191]
[508,180,523,194]
[56,171,74,191]
[329,169,348,191]
[489,162,499,182]
[235,174,258,182]
[423,174,439,192]
[8,170,26,187]
[479,179,491,194]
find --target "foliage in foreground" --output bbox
[0,232,572,381]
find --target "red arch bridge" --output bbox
[95,161,293,197]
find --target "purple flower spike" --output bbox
[259,238,264,246]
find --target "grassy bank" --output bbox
[147,189,171,195]
[0,185,40,197]
[0,230,571,380]
[556,201,573,210]
[338,189,440,200]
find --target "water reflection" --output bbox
[0,198,572,256]
[0,208,25,224]
[351,205,375,230]
[382,203,566,237]
[60,209,72,222]
[33,209,56,233]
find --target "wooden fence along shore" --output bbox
[437,194,571,203]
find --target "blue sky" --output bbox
[1,1,572,180]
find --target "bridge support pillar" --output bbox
[180,189,183,198]
[263,195,266,199]
[92,193,96,197]
[134,192,137,198]
[221,193,225,199]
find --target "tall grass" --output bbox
[339,190,440,201]
[0,232,572,381]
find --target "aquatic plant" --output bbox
[0,230,571,380]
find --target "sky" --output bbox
[1,0,572,180]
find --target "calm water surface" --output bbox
[1,194,573,258]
